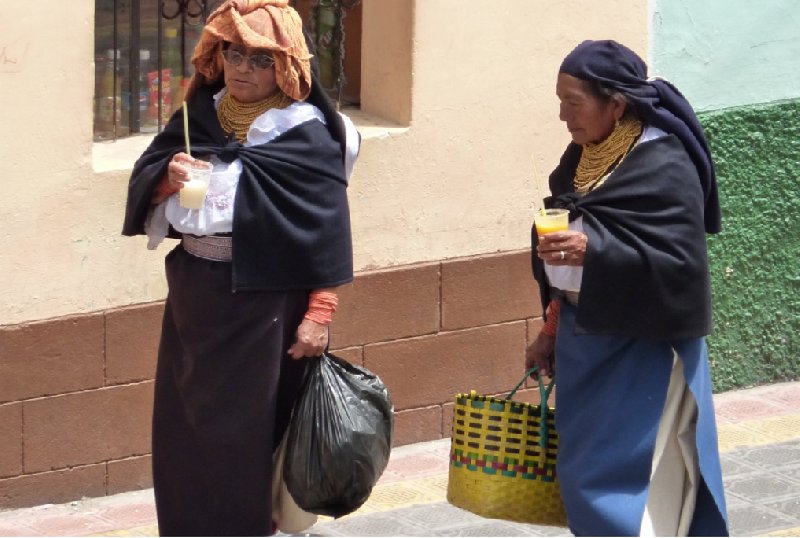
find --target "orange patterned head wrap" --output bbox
[186,0,312,101]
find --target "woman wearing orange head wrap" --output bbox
[122,1,359,534]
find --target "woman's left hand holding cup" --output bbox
[152,152,197,204]
[537,230,588,266]
[166,152,196,191]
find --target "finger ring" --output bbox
[560,251,565,260]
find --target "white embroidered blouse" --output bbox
[146,87,359,249]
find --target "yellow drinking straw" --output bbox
[531,155,546,216]
[182,101,191,156]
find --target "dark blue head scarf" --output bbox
[558,40,721,233]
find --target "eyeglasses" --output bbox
[221,49,275,70]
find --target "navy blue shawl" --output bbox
[556,39,721,234]
[535,135,713,339]
[122,84,353,291]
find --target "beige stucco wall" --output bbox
[0,0,646,326]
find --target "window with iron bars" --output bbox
[94,0,361,142]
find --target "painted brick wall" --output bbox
[0,249,546,509]
[701,99,800,390]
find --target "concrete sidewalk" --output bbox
[0,382,798,537]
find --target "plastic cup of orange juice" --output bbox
[534,208,569,235]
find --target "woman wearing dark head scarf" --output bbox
[122,1,359,534]
[526,40,728,536]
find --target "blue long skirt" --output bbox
[554,302,729,536]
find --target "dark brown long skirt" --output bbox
[152,245,310,536]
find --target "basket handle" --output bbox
[507,367,554,402]
[506,367,555,448]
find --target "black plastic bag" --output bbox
[284,352,394,518]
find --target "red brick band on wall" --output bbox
[0,249,546,509]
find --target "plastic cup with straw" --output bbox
[183,101,191,156]
[531,155,568,235]
[178,101,213,210]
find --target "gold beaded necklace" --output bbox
[574,115,643,193]
[217,90,294,142]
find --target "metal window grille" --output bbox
[300,0,362,106]
[94,0,359,141]
[94,0,217,141]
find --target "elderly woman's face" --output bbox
[221,44,278,103]
[556,73,625,145]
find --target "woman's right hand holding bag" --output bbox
[525,299,559,379]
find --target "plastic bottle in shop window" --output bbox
[97,49,126,139]
[95,51,112,138]
[146,64,166,128]
[138,50,158,132]
[315,0,338,90]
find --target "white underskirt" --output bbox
[640,353,700,536]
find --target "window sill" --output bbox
[340,107,409,140]
[92,134,155,174]
[91,110,407,173]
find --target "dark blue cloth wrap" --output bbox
[122,84,353,291]
[556,39,721,234]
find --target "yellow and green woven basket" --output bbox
[446,369,568,527]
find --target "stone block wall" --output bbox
[0,249,544,508]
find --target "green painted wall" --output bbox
[650,1,800,391]
[700,100,800,391]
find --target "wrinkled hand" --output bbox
[525,332,556,380]
[537,230,588,266]
[287,318,329,359]
[166,152,196,191]
[152,152,199,204]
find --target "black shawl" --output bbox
[122,84,353,291]
[532,135,713,340]
[559,39,721,234]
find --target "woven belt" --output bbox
[182,234,232,262]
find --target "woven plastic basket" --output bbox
[446,369,568,527]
